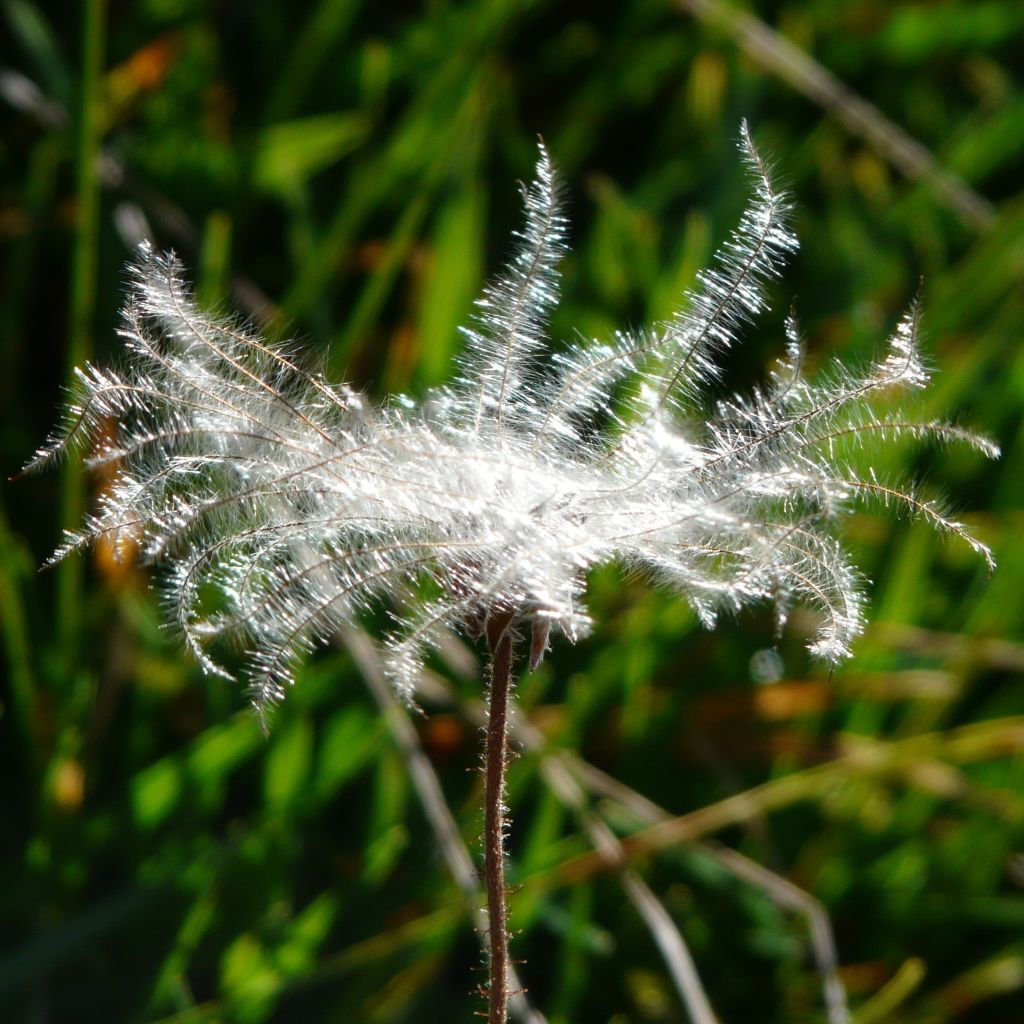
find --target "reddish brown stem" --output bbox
[484,610,515,1024]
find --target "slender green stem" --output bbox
[58,0,107,659]
[484,610,516,1024]
[0,498,37,765]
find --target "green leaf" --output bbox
[4,0,72,106]
[131,715,262,829]
[315,706,384,798]
[415,181,485,386]
[264,714,314,812]
[253,112,368,197]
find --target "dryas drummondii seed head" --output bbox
[27,123,997,718]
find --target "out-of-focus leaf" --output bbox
[4,0,72,106]
[264,714,314,813]
[315,705,384,798]
[414,181,485,387]
[131,715,262,829]
[361,750,409,883]
[253,112,368,197]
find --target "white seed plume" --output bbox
[28,124,997,716]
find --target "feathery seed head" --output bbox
[30,123,996,717]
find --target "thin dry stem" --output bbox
[418,653,721,1023]
[535,744,719,1023]
[342,626,546,1023]
[525,718,1024,891]
[568,759,850,1024]
[677,0,994,231]
[420,650,845,1023]
[484,610,516,1024]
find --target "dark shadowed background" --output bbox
[1,1,1023,1022]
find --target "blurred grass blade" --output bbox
[0,495,37,762]
[853,957,926,1024]
[57,0,106,664]
[253,112,369,199]
[0,885,167,998]
[413,179,486,387]
[4,0,73,106]
[264,0,365,121]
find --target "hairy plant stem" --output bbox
[484,609,516,1024]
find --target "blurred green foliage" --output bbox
[1,1,1022,1022]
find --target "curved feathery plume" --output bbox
[454,138,569,436]
[650,120,798,407]
[29,125,996,717]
